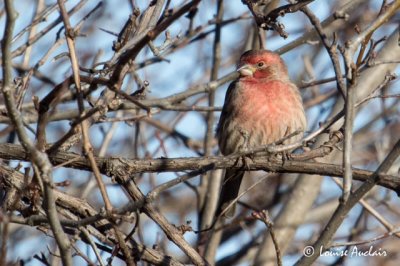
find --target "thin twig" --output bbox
[2,1,72,265]
[252,210,282,266]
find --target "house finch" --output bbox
[216,50,306,217]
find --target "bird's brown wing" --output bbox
[216,80,240,143]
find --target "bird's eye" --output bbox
[257,61,265,67]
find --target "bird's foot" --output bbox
[233,153,254,171]
[270,150,292,165]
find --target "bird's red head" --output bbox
[237,50,288,80]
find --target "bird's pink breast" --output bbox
[234,79,305,146]
[237,81,291,121]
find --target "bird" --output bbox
[216,50,306,217]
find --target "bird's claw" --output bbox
[271,150,293,165]
[233,153,255,171]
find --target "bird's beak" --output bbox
[237,64,255,77]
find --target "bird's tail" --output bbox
[216,169,245,217]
